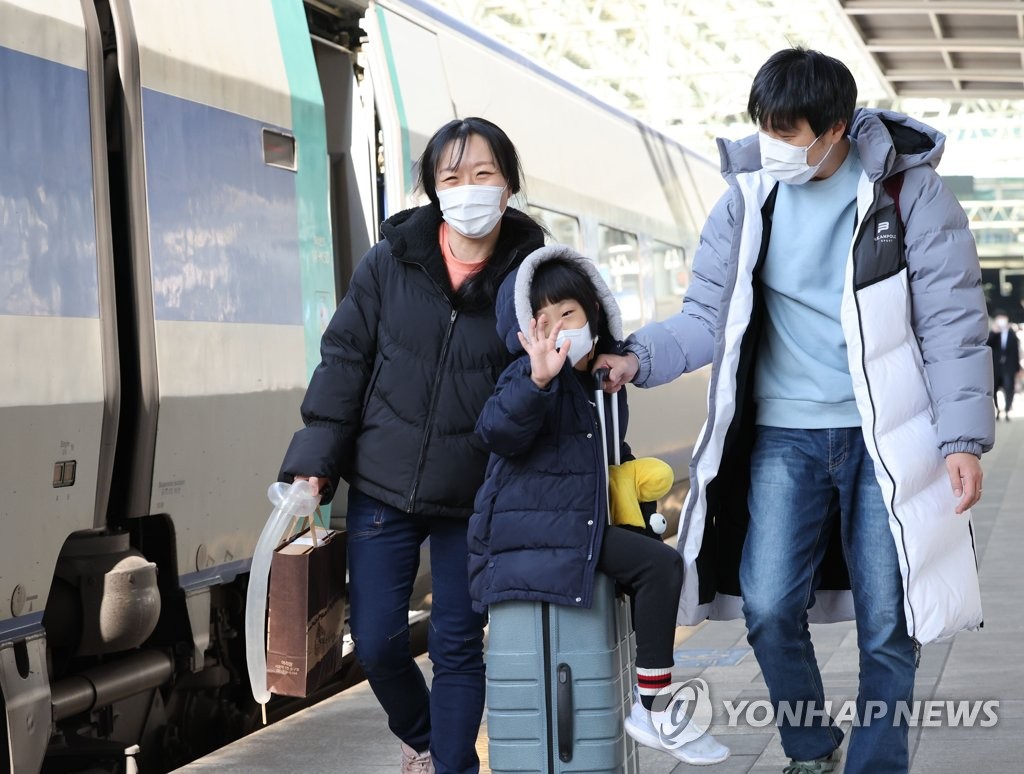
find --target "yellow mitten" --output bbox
[608,457,674,532]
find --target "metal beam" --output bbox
[844,1,1024,14]
[897,87,1024,98]
[888,69,1024,82]
[866,39,1024,53]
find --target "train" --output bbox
[0,0,724,770]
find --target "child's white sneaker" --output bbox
[624,699,730,766]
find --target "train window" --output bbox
[262,128,297,171]
[651,241,689,321]
[527,206,581,250]
[596,226,642,333]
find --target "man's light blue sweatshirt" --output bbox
[754,140,864,429]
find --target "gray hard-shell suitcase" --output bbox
[485,374,640,774]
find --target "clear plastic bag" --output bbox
[245,480,321,714]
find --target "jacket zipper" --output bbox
[678,187,758,544]
[407,307,458,512]
[395,235,531,512]
[585,386,605,564]
[850,198,919,640]
[586,416,603,561]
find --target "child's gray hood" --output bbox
[495,244,623,354]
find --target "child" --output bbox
[467,245,729,765]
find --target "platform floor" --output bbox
[178,406,1024,773]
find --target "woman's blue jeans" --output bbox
[346,486,486,774]
[741,426,917,773]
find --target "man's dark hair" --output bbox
[748,47,858,137]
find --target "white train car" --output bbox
[0,0,723,770]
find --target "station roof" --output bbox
[428,0,1022,261]
[840,0,1024,100]
[432,0,1024,179]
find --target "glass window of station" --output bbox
[651,240,689,322]
[528,206,582,250]
[596,225,642,333]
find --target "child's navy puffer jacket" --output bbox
[467,244,629,613]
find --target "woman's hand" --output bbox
[293,475,324,497]
[517,314,570,389]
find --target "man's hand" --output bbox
[591,352,640,392]
[945,452,983,515]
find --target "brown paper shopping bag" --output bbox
[265,517,347,697]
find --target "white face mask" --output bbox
[995,317,1009,331]
[758,131,835,185]
[555,322,596,367]
[437,184,506,238]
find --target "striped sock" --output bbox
[636,667,672,710]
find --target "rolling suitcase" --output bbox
[485,373,640,774]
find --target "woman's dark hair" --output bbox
[747,47,857,137]
[417,117,525,204]
[417,117,543,310]
[529,258,615,352]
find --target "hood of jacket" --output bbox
[494,244,624,355]
[716,107,945,185]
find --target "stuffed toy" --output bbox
[608,457,673,536]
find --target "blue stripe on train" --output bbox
[143,90,302,325]
[0,45,99,318]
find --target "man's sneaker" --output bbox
[624,700,730,766]
[782,748,841,774]
[400,742,433,774]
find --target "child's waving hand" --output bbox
[518,313,570,389]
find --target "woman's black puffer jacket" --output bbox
[279,203,544,517]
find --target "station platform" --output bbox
[177,407,1023,773]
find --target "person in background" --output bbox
[988,310,1021,420]
[279,117,544,774]
[594,48,993,774]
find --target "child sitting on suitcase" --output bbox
[468,245,729,766]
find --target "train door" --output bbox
[103,0,333,670]
[0,0,118,769]
[364,1,457,216]
[311,37,378,299]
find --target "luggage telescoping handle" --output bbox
[593,369,619,526]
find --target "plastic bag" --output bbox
[245,480,321,714]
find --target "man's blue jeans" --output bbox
[346,486,486,774]
[741,427,917,774]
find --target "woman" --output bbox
[279,117,544,774]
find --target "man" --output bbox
[595,48,994,774]
[987,311,1021,420]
